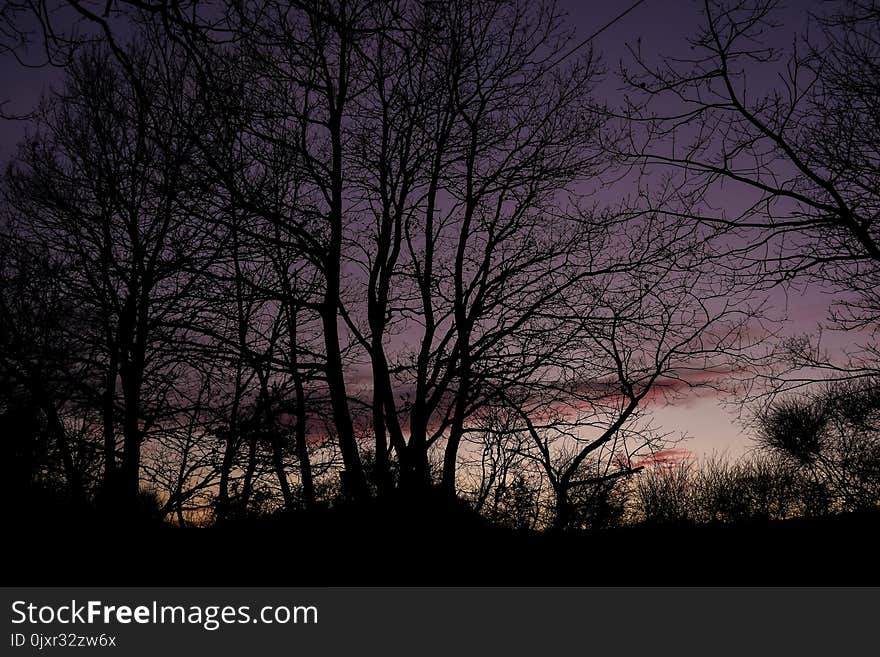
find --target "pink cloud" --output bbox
[627,449,693,471]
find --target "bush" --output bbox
[756,380,880,512]
[635,462,694,525]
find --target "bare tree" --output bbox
[340,0,619,496]
[622,0,880,393]
[481,208,756,529]
[192,0,624,501]
[0,232,88,503]
[3,42,218,512]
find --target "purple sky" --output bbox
[0,0,832,461]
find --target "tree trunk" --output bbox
[270,433,294,512]
[292,369,316,510]
[553,485,572,533]
[240,433,258,514]
[216,430,237,522]
[323,100,368,500]
[100,353,118,495]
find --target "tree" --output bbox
[482,207,754,530]
[192,0,625,499]
[3,42,218,512]
[0,234,87,504]
[623,0,880,391]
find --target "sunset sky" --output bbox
[0,0,834,462]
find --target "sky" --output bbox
[0,0,832,462]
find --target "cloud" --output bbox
[567,366,748,409]
[629,448,692,469]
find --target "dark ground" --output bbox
[6,491,879,586]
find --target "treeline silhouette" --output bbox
[1,0,879,580]
[0,0,752,529]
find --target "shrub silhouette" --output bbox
[635,462,694,525]
[757,381,880,512]
[758,398,827,465]
[566,477,630,531]
[630,453,851,526]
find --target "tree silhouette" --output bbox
[623,0,880,390]
[3,43,220,512]
[1,0,866,535]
